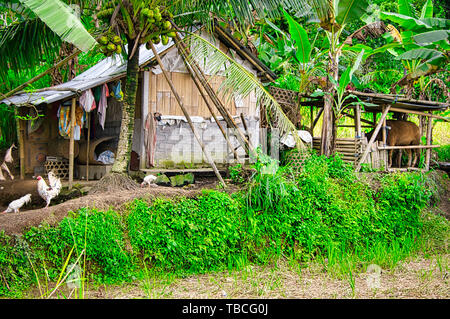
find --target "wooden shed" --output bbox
[269,87,449,171]
[0,24,277,184]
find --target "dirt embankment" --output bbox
[0,177,237,236]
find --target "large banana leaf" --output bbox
[413,30,449,45]
[420,0,434,19]
[420,18,450,30]
[18,0,97,52]
[380,12,432,32]
[398,0,413,18]
[283,11,311,64]
[335,0,369,26]
[395,48,443,61]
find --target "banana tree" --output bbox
[292,0,370,156]
[380,0,450,95]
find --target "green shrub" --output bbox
[58,208,135,283]
[127,191,243,274]
[434,144,450,162]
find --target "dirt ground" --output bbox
[0,176,236,236]
[27,255,449,299]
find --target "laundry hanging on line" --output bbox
[97,83,109,130]
[57,104,85,140]
[79,88,96,112]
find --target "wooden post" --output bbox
[310,106,314,135]
[140,71,150,170]
[355,104,362,139]
[148,41,226,187]
[86,112,90,182]
[355,105,391,172]
[14,111,25,180]
[69,98,76,189]
[382,106,388,170]
[425,113,432,171]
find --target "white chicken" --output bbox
[141,174,158,187]
[37,171,62,207]
[1,194,32,214]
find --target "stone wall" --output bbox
[152,115,260,167]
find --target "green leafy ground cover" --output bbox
[0,153,448,298]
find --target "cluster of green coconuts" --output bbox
[141,6,177,48]
[98,31,123,56]
[96,4,177,57]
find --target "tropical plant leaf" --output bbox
[398,0,413,18]
[335,0,369,26]
[420,0,434,19]
[380,12,432,32]
[395,48,443,61]
[413,30,449,45]
[420,17,450,30]
[283,10,311,64]
[18,0,97,52]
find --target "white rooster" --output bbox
[1,194,32,214]
[141,174,157,187]
[37,171,62,207]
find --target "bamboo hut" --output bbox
[269,87,449,171]
[0,24,277,186]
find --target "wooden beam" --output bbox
[14,110,25,180]
[425,114,433,170]
[86,112,90,182]
[174,39,240,162]
[173,30,254,157]
[68,98,76,189]
[389,107,449,121]
[378,145,440,150]
[140,71,150,170]
[355,105,391,172]
[148,41,226,187]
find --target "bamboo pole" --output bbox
[389,107,449,121]
[86,112,90,181]
[382,106,388,171]
[425,114,433,171]
[378,145,440,150]
[355,104,362,138]
[173,38,240,162]
[355,105,391,172]
[14,109,25,180]
[148,41,226,187]
[172,28,254,157]
[69,98,76,189]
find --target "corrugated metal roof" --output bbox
[0,40,175,106]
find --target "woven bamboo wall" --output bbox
[147,71,258,118]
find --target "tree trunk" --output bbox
[112,38,140,174]
[320,46,339,156]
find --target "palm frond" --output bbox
[184,32,305,150]
[19,0,97,52]
[0,17,63,88]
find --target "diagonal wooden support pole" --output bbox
[171,27,254,158]
[173,37,240,162]
[355,105,391,172]
[148,41,226,187]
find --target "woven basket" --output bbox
[282,148,310,172]
[44,159,69,179]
